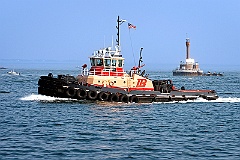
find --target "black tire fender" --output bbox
[130,95,139,103]
[76,89,87,99]
[98,91,109,101]
[65,88,76,97]
[108,93,119,102]
[38,79,44,86]
[87,90,98,100]
[38,87,43,94]
[119,94,129,103]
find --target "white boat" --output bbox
[7,70,20,75]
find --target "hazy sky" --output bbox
[0,0,239,71]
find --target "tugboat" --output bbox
[38,16,218,103]
[173,37,203,76]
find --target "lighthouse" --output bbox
[173,37,203,76]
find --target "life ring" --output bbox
[102,80,107,86]
[98,91,109,101]
[87,90,98,100]
[108,80,114,87]
[65,88,76,97]
[130,95,139,103]
[76,89,87,99]
[108,93,119,102]
[119,94,129,103]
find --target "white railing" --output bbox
[81,68,126,76]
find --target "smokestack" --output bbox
[186,38,190,59]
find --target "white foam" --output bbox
[179,97,240,103]
[153,97,240,104]
[211,97,240,103]
[20,94,75,101]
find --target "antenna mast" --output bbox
[138,48,143,68]
[138,48,143,73]
[116,16,126,51]
[116,16,120,48]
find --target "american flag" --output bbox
[128,23,136,29]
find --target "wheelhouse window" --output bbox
[96,58,103,66]
[104,59,111,67]
[118,60,123,67]
[112,59,116,67]
[90,58,95,66]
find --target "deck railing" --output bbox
[81,68,126,76]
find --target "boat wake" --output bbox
[20,94,80,102]
[170,97,240,103]
[20,94,240,103]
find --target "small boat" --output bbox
[7,70,20,75]
[203,71,223,76]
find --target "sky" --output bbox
[0,0,240,71]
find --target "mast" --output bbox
[116,16,120,48]
[138,48,143,74]
[138,48,143,69]
[116,16,126,52]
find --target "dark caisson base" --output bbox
[173,71,203,76]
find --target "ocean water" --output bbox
[0,69,240,160]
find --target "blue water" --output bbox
[0,69,240,160]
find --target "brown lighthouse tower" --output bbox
[186,38,190,59]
